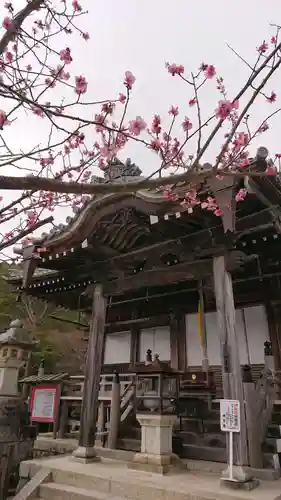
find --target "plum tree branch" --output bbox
[0,214,53,251]
[0,0,44,55]
[0,168,272,197]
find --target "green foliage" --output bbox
[30,332,61,374]
[0,263,19,327]
[0,264,83,373]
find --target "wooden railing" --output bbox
[57,372,137,448]
[62,373,135,400]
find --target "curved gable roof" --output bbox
[37,190,178,251]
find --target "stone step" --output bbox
[182,443,227,462]
[22,455,281,500]
[180,431,226,447]
[39,482,125,500]
[180,418,221,434]
[50,468,113,492]
[117,437,140,452]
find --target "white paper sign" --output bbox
[31,387,56,421]
[220,399,240,433]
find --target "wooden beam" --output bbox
[104,259,213,295]
[74,284,107,461]
[102,229,214,266]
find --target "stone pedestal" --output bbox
[128,413,180,474]
[72,445,100,464]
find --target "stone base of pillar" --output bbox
[221,465,252,482]
[129,451,182,474]
[220,465,259,490]
[128,413,181,475]
[71,446,101,464]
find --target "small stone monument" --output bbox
[0,320,38,497]
[0,319,37,441]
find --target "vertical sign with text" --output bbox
[220,399,240,433]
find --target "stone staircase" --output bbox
[17,454,281,500]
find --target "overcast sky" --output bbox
[0,0,280,249]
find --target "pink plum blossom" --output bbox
[215,100,239,120]
[5,51,13,63]
[235,188,248,202]
[257,42,268,53]
[204,65,216,79]
[266,166,277,176]
[150,139,161,151]
[124,71,135,90]
[0,110,7,128]
[60,47,73,64]
[72,1,82,12]
[169,105,179,116]
[75,75,88,94]
[2,16,12,30]
[128,117,147,136]
[233,132,249,147]
[101,102,115,114]
[214,209,223,216]
[258,121,269,133]
[119,93,126,104]
[266,91,277,103]
[182,117,192,132]
[166,63,184,76]
[151,115,161,134]
[31,106,44,117]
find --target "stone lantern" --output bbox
[129,353,182,474]
[135,353,180,414]
[0,319,37,441]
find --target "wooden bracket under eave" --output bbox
[208,175,237,234]
[21,245,39,289]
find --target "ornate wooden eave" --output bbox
[38,191,175,252]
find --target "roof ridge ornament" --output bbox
[104,157,142,182]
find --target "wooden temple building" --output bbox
[8,152,281,470]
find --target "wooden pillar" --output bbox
[213,255,249,474]
[213,256,231,400]
[73,284,107,462]
[265,301,281,373]
[107,372,121,449]
[96,400,105,446]
[53,383,62,439]
[130,325,139,370]
[169,312,186,371]
[198,282,209,376]
[170,312,179,370]
[178,313,187,372]
[58,400,68,439]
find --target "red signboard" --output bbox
[30,385,58,423]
